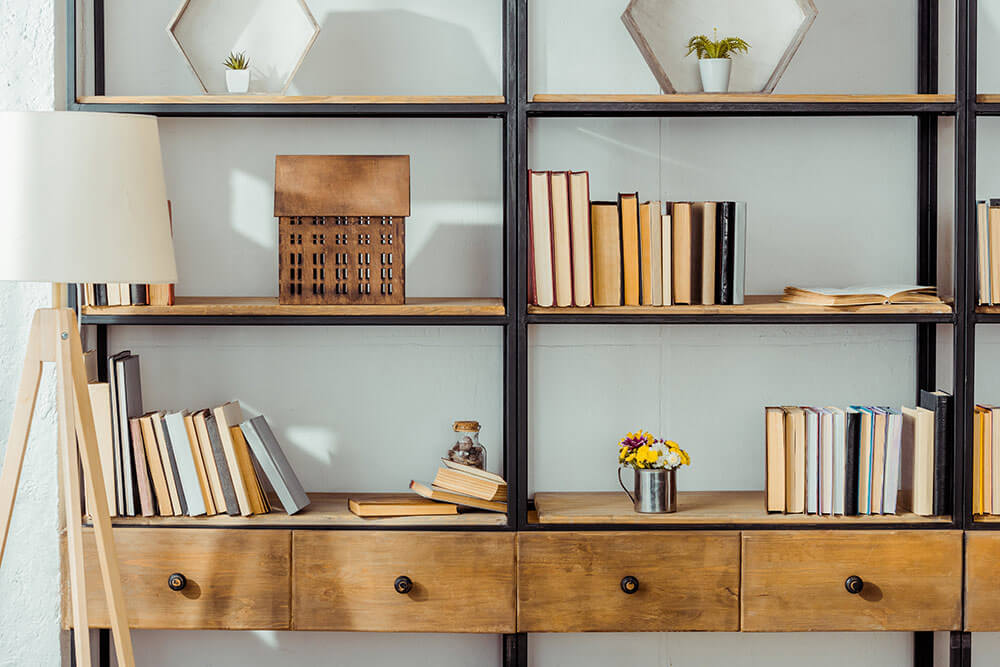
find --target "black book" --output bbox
[205,412,241,516]
[94,284,108,307]
[159,415,188,515]
[920,389,953,516]
[129,284,148,306]
[844,409,861,516]
[715,202,736,304]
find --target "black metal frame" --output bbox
[65,0,982,664]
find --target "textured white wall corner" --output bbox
[0,0,63,666]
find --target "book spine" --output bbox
[95,284,108,307]
[732,202,747,305]
[130,284,148,306]
[925,392,952,516]
[206,413,241,516]
[844,412,860,516]
[715,202,733,304]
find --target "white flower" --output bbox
[664,450,682,469]
[651,443,669,468]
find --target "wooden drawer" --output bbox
[517,532,740,632]
[63,528,291,630]
[741,530,962,631]
[965,532,1000,630]
[292,531,516,632]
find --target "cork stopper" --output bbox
[453,420,481,432]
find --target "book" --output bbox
[649,202,663,306]
[138,414,173,516]
[782,406,805,514]
[349,496,458,517]
[94,284,108,307]
[900,406,934,516]
[804,408,818,514]
[855,406,873,515]
[844,408,861,516]
[230,425,268,515]
[819,408,833,515]
[715,202,735,305]
[213,401,253,516]
[115,354,142,516]
[992,200,1000,305]
[409,480,506,513]
[568,171,592,306]
[591,202,622,307]
[194,410,231,514]
[107,282,121,307]
[128,417,155,517]
[638,201,656,306]
[107,350,130,515]
[672,203,693,304]
[870,408,888,514]
[975,406,985,515]
[204,411,240,516]
[698,202,717,305]
[241,415,310,515]
[147,283,175,307]
[733,202,747,305]
[129,284,148,306]
[86,382,117,518]
[549,171,573,308]
[883,409,903,515]
[993,407,1000,513]
[164,411,207,516]
[183,412,217,515]
[920,389,953,516]
[619,193,641,306]
[978,200,990,304]
[781,285,943,307]
[152,412,186,515]
[764,407,785,513]
[987,407,995,515]
[528,171,554,307]
[660,213,672,305]
[432,463,507,502]
[830,407,846,515]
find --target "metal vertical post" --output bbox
[515,0,529,532]
[917,0,939,404]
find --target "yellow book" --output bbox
[975,406,985,515]
[139,414,173,516]
[230,426,268,515]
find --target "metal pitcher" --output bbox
[618,466,677,513]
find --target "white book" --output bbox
[883,410,903,514]
[661,213,672,305]
[732,202,747,305]
[828,407,846,515]
[163,411,207,516]
[819,409,833,515]
[805,408,818,514]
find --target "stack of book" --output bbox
[764,391,952,517]
[973,403,1000,515]
[348,460,507,518]
[527,170,747,308]
[77,282,174,307]
[86,350,309,518]
[979,199,1000,305]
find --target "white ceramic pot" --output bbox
[225,69,250,94]
[698,58,732,93]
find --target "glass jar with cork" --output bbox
[446,421,487,469]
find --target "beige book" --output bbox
[765,407,786,513]
[638,201,656,305]
[699,202,717,305]
[871,410,887,514]
[549,172,573,307]
[214,401,253,516]
[184,413,217,516]
[979,201,990,304]
[672,203,693,304]
[193,410,228,512]
[151,412,183,515]
[649,203,663,306]
[993,407,1000,513]
[87,382,117,518]
[782,406,805,513]
[349,495,458,517]
[975,406,985,515]
[591,203,622,306]
[620,193,641,306]
[410,480,506,513]
[661,213,672,305]
[900,406,935,516]
[987,408,995,515]
[568,172,592,306]
[138,414,173,516]
[992,205,1000,305]
[528,171,554,307]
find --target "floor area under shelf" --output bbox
[531,491,950,525]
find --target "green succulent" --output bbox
[223,51,250,70]
[685,28,750,60]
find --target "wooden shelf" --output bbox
[78,95,506,105]
[533,94,955,104]
[527,295,952,324]
[105,493,507,528]
[531,491,950,526]
[80,296,506,325]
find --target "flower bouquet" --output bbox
[617,430,690,513]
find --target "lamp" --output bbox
[0,112,178,667]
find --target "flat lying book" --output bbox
[409,480,507,513]
[781,285,942,307]
[432,460,507,502]
[349,495,459,518]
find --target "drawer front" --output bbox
[741,531,962,631]
[64,528,291,630]
[965,533,1000,631]
[292,531,516,632]
[517,532,740,632]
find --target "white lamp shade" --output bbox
[0,111,178,284]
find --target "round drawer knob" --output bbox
[394,575,413,595]
[844,575,864,595]
[167,573,187,591]
[620,575,639,594]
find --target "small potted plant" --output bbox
[617,430,690,513]
[223,51,251,94]
[685,29,750,93]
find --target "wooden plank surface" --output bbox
[517,532,739,632]
[529,294,951,316]
[293,531,515,632]
[532,94,956,104]
[741,531,962,631]
[78,95,505,105]
[532,491,950,525]
[63,528,290,630]
[82,296,505,317]
[965,533,1000,630]
[106,492,507,527]
[978,95,1000,103]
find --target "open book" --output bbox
[780,285,942,307]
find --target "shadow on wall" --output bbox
[293,9,500,95]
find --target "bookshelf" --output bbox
[61,0,984,665]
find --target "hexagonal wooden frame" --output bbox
[622,0,818,94]
[166,0,321,95]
